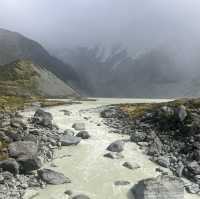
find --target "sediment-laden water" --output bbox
[24,98,199,199]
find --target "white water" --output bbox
[24,98,199,199]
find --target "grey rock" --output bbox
[187,161,200,175]
[37,169,71,185]
[72,194,90,199]
[76,131,90,139]
[130,131,146,142]
[63,129,75,136]
[72,123,85,131]
[64,190,73,196]
[17,155,42,173]
[60,135,81,146]
[33,109,53,128]
[114,180,130,186]
[157,156,170,168]
[22,189,39,199]
[176,105,187,122]
[0,158,19,175]
[107,140,125,153]
[8,141,38,158]
[132,175,184,199]
[60,110,71,116]
[104,152,124,159]
[123,162,140,170]
[185,183,200,194]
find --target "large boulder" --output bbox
[132,175,184,199]
[33,109,53,128]
[37,169,71,185]
[60,135,81,146]
[107,140,125,153]
[0,158,19,175]
[72,123,85,131]
[17,155,42,173]
[76,131,90,139]
[8,141,38,158]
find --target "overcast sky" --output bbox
[0,0,200,54]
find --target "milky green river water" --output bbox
[24,98,199,199]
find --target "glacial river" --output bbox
[24,98,199,199]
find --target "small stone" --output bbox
[114,180,130,186]
[122,162,140,170]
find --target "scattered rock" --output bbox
[157,156,170,168]
[114,180,130,186]
[60,110,71,116]
[64,190,73,196]
[60,135,81,146]
[185,183,200,194]
[37,169,71,185]
[22,189,39,199]
[72,194,90,199]
[104,152,124,159]
[63,129,75,136]
[0,158,19,175]
[106,140,125,153]
[76,131,90,139]
[72,123,85,131]
[33,109,53,128]
[130,131,146,142]
[17,155,42,173]
[122,162,140,170]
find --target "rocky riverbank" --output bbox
[0,106,89,199]
[101,99,200,196]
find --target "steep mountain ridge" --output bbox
[54,39,200,98]
[0,28,82,92]
[0,60,78,98]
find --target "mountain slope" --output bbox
[0,28,82,92]
[0,60,78,98]
[54,39,200,98]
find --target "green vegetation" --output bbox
[120,98,200,119]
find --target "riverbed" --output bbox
[24,98,199,199]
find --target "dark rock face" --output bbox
[76,131,90,139]
[106,140,125,153]
[60,135,81,146]
[37,169,71,185]
[32,109,53,128]
[132,175,184,199]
